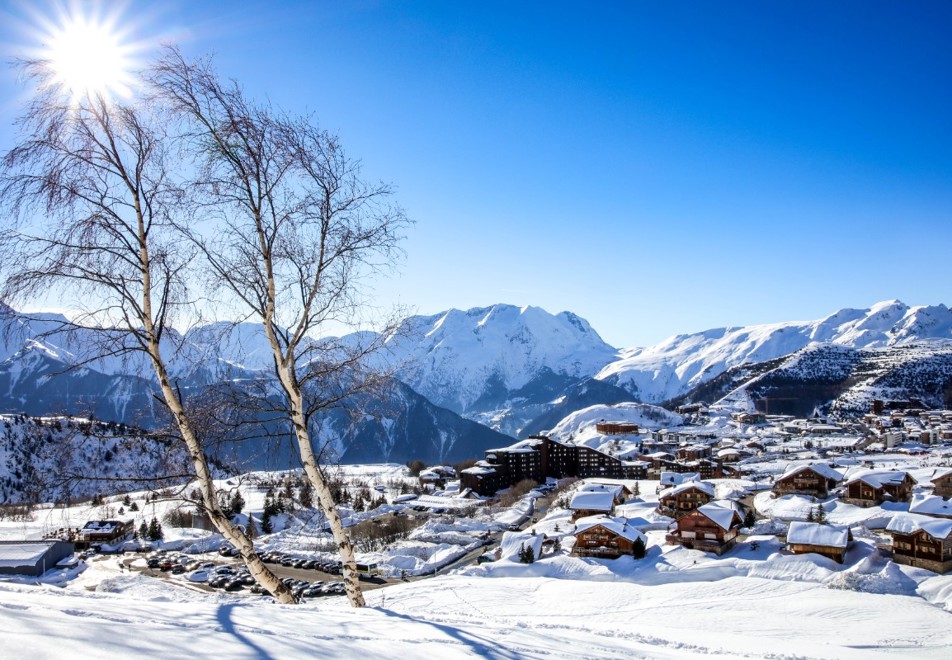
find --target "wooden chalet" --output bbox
[772,464,842,499]
[886,514,952,574]
[418,465,456,490]
[932,468,952,498]
[595,421,640,435]
[569,490,616,521]
[578,481,631,506]
[572,515,647,559]
[657,480,715,517]
[785,521,852,563]
[676,444,712,462]
[841,470,916,507]
[75,520,133,549]
[665,500,744,556]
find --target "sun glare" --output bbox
[27,3,142,103]
[48,17,130,98]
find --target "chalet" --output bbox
[772,464,842,499]
[578,481,631,506]
[676,444,712,462]
[658,471,700,491]
[932,468,952,498]
[76,520,133,549]
[418,465,457,490]
[572,515,647,559]
[658,480,716,517]
[909,493,952,519]
[0,540,75,577]
[785,521,852,563]
[569,490,616,521]
[665,500,744,556]
[840,470,916,507]
[595,421,640,435]
[887,514,952,574]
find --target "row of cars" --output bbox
[256,577,348,599]
[258,550,343,575]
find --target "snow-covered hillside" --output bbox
[548,403,683,444]
[0,415,180,503]
[690,340,952,416]
[596,300,952,403]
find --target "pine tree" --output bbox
[632,481,641,498]
[138,521,148,539]
[261,509,273,535]
[129,501,139,512]
[147,516,163,541]
[518,544,535,564]
[815,505,826,524]
[632,536,647,559]
[806,508,815,522]
[299,483,313,509]
[122,494,132,507]
[353,495,365,513]
[744,508,756,528]
[230,490,245,516]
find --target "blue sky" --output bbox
[1,1,950,347]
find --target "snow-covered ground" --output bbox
[2,565,951,659]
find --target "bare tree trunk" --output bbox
[146,341,295,604]
[273,353,366,607]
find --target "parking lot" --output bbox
[123,547,396,599]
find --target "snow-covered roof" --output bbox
[908,493,952,517]
[461,465,496,476]
[696,500,743,531]
[487,439,538,454]
[886,513,952,540]
[662,480,715,498]
[497,531,544,562]
[578,482,625,498]
[777,463,842,483]
[786,521,850,548]
[932,468,952,483]
[0,542,56,567]
[659,472,699,487]
[574,515,646,544]
[844,469,913,489]
[569,491,615,512]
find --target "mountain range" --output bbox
[0,299,949,474]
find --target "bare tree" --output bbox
[150,47,408,608]
[0,60,295,603]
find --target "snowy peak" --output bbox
[596,300,952,403]
[380,304,619,414]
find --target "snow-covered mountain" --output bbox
[595,301,952,404]
[367,304,622,435]
[669,340,952,417]
[0,312,513,469]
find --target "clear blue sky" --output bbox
[1,1,950,347]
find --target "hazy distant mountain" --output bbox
[595,300,952,404]
[0,313,513,468]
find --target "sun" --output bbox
[24,3,143,103]
[46,15,132,100]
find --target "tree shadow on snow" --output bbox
[216,603,276,660]
[375,607,522,659]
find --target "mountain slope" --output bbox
[671,340,952,417]
[596,301,952,403]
